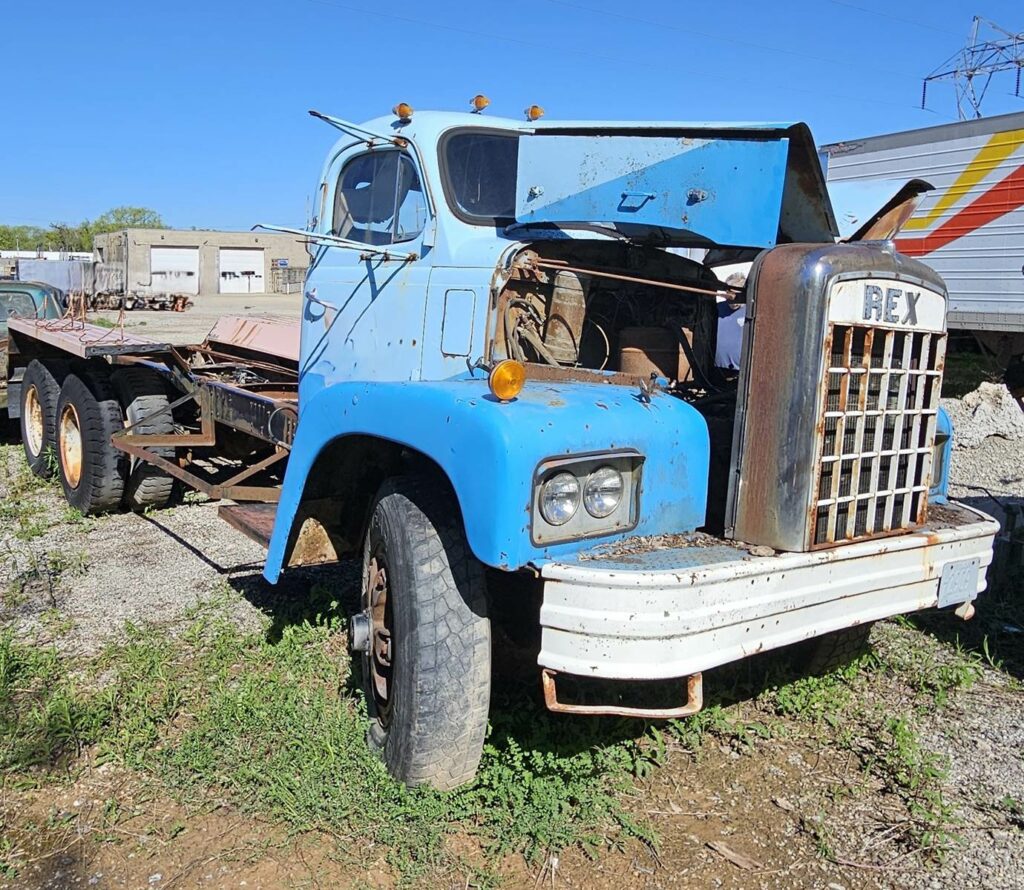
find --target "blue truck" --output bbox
[5,104,999,790]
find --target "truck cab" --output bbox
[3,104,998,793]
[257,105,997,788]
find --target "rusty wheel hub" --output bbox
[59,402,83,489]
[366,553,394,726]
[24,385,45,458]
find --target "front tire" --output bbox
[55,371,127,515]
[361,476,490,790]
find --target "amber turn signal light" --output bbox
[488,360,526,401]
[470,94,490,113]
[392,102,414,121]
[524,104,545,121]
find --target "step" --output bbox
[219,503,277,549]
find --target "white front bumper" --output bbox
[538,502,998,680]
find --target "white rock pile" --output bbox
[942,382,1024,449]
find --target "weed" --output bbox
[876,624,981,708]
[800,812,835,861]
[0,629,106,776]
[4,547,88,607]
[61,505,86,526]
[864,716,957,858]
[0,833,20,879]
[91,316,119,329]
[998,795,1023,825]
[764,658,862,726]
[667,704,737,753]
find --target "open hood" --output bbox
[513,124,838,249]
[827,178,934,242]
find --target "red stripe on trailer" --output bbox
[895,163,1024,257]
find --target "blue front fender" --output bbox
[263,376,709,582]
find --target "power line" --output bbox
[828,0,962,37]
[299,0,951,117]
[546,0,922,81]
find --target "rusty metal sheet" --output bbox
[7,317,172,359]
[205,315,300,363]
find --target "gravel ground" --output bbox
[921,385,1024,890]
[0,346,1021,888]
[91,292,301,345]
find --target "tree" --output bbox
[92,207,166,233]
[1,207,166,253]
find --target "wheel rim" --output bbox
[24,384,45,458]
[365,552,394,728]
[59,402,83,489]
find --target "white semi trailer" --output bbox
[821,111,1024,372]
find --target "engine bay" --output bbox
[492,241,746,533]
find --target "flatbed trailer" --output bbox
[5,313,302,546]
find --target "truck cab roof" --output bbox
[316,110,838,251]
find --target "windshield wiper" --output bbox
[503,221,631,242]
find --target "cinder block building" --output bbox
[92,229,308,296]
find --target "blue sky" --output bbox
[2,0,1021,230]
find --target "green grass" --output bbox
[0,483,1015,881]
[0,599,987,878]
[0,588,662,881]
[0,628,107,779]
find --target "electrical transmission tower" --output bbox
[921,16,1023,119]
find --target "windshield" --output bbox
[440,130,519,223]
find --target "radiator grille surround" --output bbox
[725,244,949,553]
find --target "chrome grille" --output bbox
[812,325,945,547]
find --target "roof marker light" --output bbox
[524,104,545,121]
[392,102,414,122]
[470,94,490,113]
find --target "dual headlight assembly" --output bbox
[532,452,643,545]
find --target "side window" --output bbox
[332,151,427,246]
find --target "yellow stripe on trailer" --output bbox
[902,127,1024,231]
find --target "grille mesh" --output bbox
[812,325,945,547]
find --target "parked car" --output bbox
[0,281,64,411]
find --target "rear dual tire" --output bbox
[20,360,65,478]
[55,371,127,515]
[50,365,176,515]
[111,367,175,511]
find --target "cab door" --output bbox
[300,145,432,398]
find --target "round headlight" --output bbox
[540,472,580,525]
[583,466,624,518]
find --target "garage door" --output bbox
[219,248,265,294]
[150,247,199,295]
